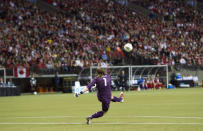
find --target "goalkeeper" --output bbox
[75,67,124,124]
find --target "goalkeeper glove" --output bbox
[74,91,83,97]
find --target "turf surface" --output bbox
[0,88,203,131]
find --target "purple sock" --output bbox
[90,111,104,119]
[111,96,122,102]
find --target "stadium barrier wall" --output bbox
[3,65,203,93]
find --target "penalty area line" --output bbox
[0,122,203,125]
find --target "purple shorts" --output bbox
[101,100,110,112]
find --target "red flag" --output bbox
[14,67,29,78]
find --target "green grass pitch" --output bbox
[0,88,203,131]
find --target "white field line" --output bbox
[0,122,203,125]
[6,115,203,120]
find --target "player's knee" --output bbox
[102,108,109,112]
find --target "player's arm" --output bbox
[80,87,89,94]
[74,87,88,97]
[75,79,96,97]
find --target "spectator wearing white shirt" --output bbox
[180,57,186,64]
[0,77,4,85]
[30,74,37,94]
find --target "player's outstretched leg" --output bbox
[111,92,124,103]
[86,111,104,125]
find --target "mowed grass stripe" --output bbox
[0,115,203,119]
[0,122,203,125]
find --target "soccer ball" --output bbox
[124,43,133,52]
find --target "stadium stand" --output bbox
[0,0,202,74]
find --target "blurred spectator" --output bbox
[154,74,163,89]
[7,78,14,86]
[118,70,128,91]
[30,74,37,94]
[54,71,60,91]
[0,77,4,85]
[138,76,148,90]
[147,75,155,89]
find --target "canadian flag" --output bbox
[14,67,29,78]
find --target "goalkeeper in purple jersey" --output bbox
[75,68,124,125]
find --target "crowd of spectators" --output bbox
[0,0,203,74]
[131,0,202,24]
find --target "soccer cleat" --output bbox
[120,92,124,103]
[86,117,91,125]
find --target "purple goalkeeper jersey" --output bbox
[87,74,112,101]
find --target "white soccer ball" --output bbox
[124,43,133,52]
